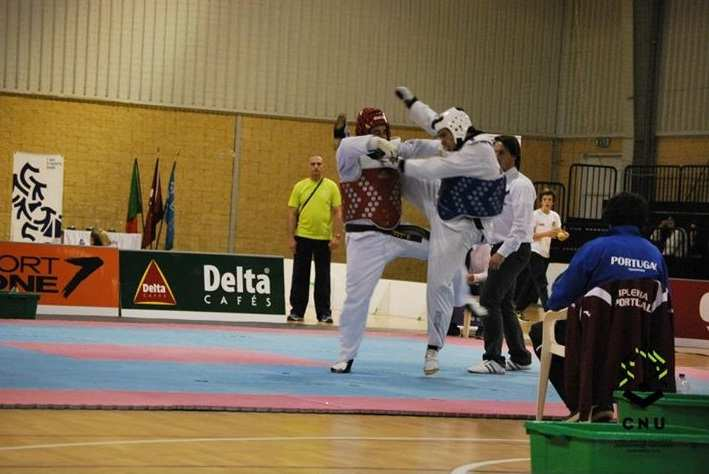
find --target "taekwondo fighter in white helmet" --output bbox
[392,86,506,375]
[330,107,443,374]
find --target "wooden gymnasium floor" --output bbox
[1,308,707,474]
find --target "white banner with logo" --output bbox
[11,152,64,243]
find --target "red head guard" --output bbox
[355,107,391,140]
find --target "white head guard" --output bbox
[432,107,472,149]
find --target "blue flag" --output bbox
[164,162,176,250]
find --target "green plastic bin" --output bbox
[0,291,39,319]
[526,421,709,474]
[614,391,709,430]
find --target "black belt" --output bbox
[345,223,430,242]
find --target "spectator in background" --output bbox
[90,227,112,246]
[651,216,688,258]
[514,189,568,312]
[687,222,700,256]
[287,155,343,324]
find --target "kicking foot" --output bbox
[330,360,353,374]
[466,297,488,317]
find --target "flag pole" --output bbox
[136,157,146,234]
[155,213,164,250]
[163,157,178,250]
[153,148,162,249]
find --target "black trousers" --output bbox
[480,243,533,366]
[529,320,570,409]
[514,252,550,311]
[289,236,331,319]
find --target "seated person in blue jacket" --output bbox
[529,192,668,421]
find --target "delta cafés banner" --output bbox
[120,250,285,322]
[11,152,64,243]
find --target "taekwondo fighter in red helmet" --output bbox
[331,107,448,374]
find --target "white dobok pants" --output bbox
[337,230,428,362]
[403,176,492,351]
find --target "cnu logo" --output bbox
[618,347,668,430]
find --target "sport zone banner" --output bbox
[119,250,285,322]
[11,152,64,243]
[0,241,119,316]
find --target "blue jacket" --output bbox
[546,225,668,311]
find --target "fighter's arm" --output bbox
[333,113,349,150]
[336,135,371,181]
[401,154,462,180]
[397,138,441,159]
[408,101,439,136]
[395,87,438,136]
[400,174,437,218]
[400,144,493,181]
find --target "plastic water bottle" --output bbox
[677,373,690,394]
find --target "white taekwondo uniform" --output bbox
[400,100,504,350]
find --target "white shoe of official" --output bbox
[423,348,439,376]
[505,360,532,371]
[468,360,506,374]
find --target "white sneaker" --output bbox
[467,360,505,374]
[423,348,439,376]
[505,360,532,371]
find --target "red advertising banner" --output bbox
[0,241,119,316]
[670,278,709,346]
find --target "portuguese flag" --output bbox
[125,159,143,233]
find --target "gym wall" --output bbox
[0,94,234,252]
[0,93,554,282]
[2,0,707,282]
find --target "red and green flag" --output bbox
[125,159,143,233]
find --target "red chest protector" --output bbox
[340,167,402,230]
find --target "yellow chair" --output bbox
[462,306,472,338]
[535,309,567,421]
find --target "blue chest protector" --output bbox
[437,175,506,221]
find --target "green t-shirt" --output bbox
[288,177,342,240]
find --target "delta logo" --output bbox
[133,260,176,305]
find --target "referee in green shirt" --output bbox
[287,155,343,323]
